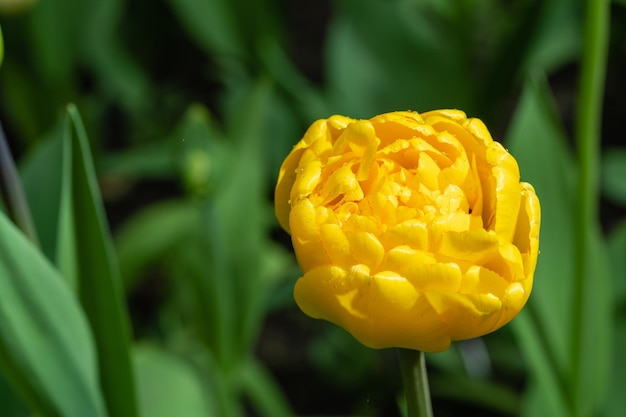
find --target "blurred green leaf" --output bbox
[521,0,581,73]
[608,220,626,303]
[18,121,64,263]
[326,0,471,117]
[601,147,626,206]
[429,374,519,416]
[506,75,575,416]
[115,199,200,291]
[0,212,107,417]
[239,359,293,417]
[604,312,626,417]
[79,0,150,111]
[0,371,23,416]
[100,141,179,181]
[258,38,328,120]
[167,0,245,60]
[218,77,280,356]
[132,343,216,417]
[56,105,138,417]
[27,0,78,91]
[0,61,47,141]
[607,219,626,417]
[507,75,612,416]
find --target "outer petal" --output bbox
[422,291,503,340]
[488,143,521,240]
[290,200,328,271]
[275,119,331,233]
[294,265,452,352]
[513,182,541,278]
[275,145,306,233]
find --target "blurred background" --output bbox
[0,0,625,416]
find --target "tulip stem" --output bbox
[572,0,609,412]
[398,348,433,417]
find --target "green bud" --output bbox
[182,149,212,199]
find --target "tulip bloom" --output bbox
[275,110,540,352]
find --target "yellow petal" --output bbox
[290,200,327,271]
[342,212,380,235]
[381,220,429,250]
[320,224,354,268]
[405,262,463,292]
[513,182,541,278]
[463,117,495,146]
[346,232,385,269]
[275,147,305,233]
[290,160,322,202]
[497,282,529,327]
[294,265,452,351]
[382,245,437,274]
[435,228,499,263]
[483,244,525,284]
[459,265,509,297]
[275,119,334,233]
[429,211,471,234]
[319,163,363,205]
[488,143,521,240]
[421,109,467,122]
[416,152,441,191]
[423,291,503,340]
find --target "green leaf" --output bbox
[608,220,626,303]
[132,344,216,417]
[0,211,107,417]
[56,104,138,417]
[0,371,23,415]
[239,360,293,417]
[78,0,149,111]
[166,0,245,60]
[506,75,575,416]
[18,121,64,261]
[601,147,626,206]
[604,313,626,417]
[326,0,471,117]
[521,0,581,73]
[100,141,179,181]
[605,220,626,417]
[115,199,200,291]
[507,75,612,416]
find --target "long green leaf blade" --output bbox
[507,75,612,416]
[506,76,575,416]
[56,104,138,417]
[0,212,107,417]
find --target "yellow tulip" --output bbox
[275,110,540,352]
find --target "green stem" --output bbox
[572,0,609,413]
[0,121,39,246]
[398,349,433,417]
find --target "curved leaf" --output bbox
[0,212,107,417]
[56,105,138,417]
